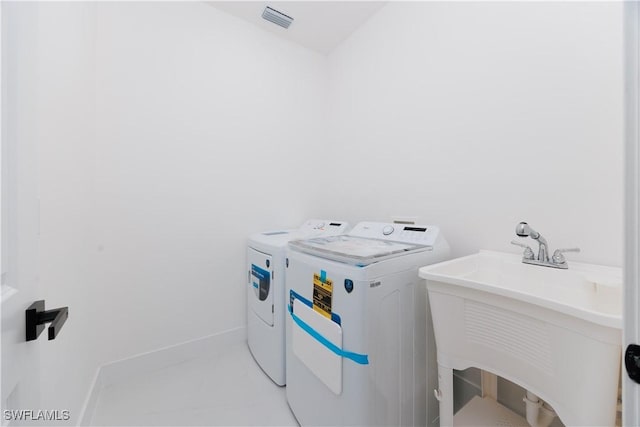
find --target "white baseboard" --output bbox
[98,326,247,387]
[76,327,247,426]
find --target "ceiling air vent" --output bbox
[262,6,293,29]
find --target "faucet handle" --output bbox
[552,248,581,265]
[511,240,534,260]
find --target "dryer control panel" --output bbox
[299,219,350,236]
[349,221,440,246]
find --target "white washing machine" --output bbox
[285,221,450,426]
[247,219,350,386]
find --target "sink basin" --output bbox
[419,250,622,329]
[419,250,622,426]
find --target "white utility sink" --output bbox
[420,250,622,329]
[419,250,622,427]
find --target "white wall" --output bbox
[326,1,623,267]
[90,2,329,364]
[324,2,623,423]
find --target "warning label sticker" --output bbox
[313,272,333,319]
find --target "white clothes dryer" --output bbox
[285,221,450,426]
[247,219,349,386]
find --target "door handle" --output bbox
[626,344,640,384]
[25,300,68,341]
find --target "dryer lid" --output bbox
[288,235,431,266]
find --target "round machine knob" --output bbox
[382,225,394,236]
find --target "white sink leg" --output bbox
[437,363,454,427]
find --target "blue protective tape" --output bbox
[251,264,269,280]
[287,304,369,365]
[290,290,341,325]
[320,270,327,282]
[290,289,312,308]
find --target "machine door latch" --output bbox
[26,300,68,341]
[625,344,640,384]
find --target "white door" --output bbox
[624,2,640,426]
[1,2,44,424]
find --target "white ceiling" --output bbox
[208,1,386,54]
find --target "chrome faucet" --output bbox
[511,221,580,269]
[515,222,549,262]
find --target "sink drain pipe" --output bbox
[523,391,557,427]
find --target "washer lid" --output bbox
[289,235,432,266]
[249,219,350,249]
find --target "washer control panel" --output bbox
[349,221,440,245]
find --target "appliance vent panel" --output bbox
[262,6,293,29]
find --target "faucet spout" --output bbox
[515,222,548,262]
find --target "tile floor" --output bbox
[90,341,298,426]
